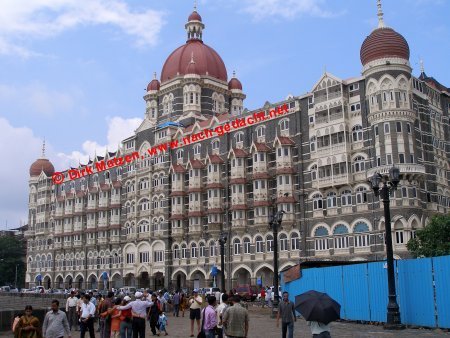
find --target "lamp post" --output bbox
[218,232,227,293]
[15,264,19,289]
[369,165,404,330]
[269,197,285,318]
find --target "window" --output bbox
[139,251,149,263]
[349,83,359,91]
[407,123,411,133]
[280,234,288,251]
[243,238,251,254]
[327,192,337,208]
[384,123,390,133]
[212,140,219,150]
[280,119,289,131]
[309,116,314,124]
[181,244,188,259]
[312,193,323,210]
[395,231,405,244]
[233,239,241,255]
[255,236,264,253]
[177,150,183,160]
[374,125,379,137]
[173,245,180,259]
[410,154,415,163]
[354,222,370,247]
[386,154,392,165]
[341,190,352,206]
[314,226,329,251]
[126,253,135,264]
[154,251,164,262]
[291,233,299,250]
[235,133,243,143]
[352,125,363,142]
[412,187,417,198]
[333,224,349,249]
[377,157,381,166]
[191,243,197,258]
[356,187,367,204]
[209,241,216,257]
[353,156,365,172]
[311,165,317,181]
[256,127,265,137]
[194,144,201,155]
[402,187,408,198]
[350,103,361,111]
[396,122,402,133]
[310,137,316,152]
[399,153,405,164]
[266,235,274,252]
[199,243,206,257]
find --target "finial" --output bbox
[377,0,385,28]
[153,72,157,80]
[194,0,197,11]
[233,70,236,78]
[41,138,46,158]
[323,65,327,74]
[420,58,424,73]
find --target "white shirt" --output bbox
[66,296,78,311]
[80,302,96,319]
[216,303,227,328]
[307,321,330,334]
[215,291,221,303]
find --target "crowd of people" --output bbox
[11,288,331,338]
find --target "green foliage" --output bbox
[407,214,450,258]
[0,235,26,287]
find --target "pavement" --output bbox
[3,305,449,337]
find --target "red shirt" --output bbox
[120,308,132,321]
[261,289,266,298]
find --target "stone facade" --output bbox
[25,5,449,292]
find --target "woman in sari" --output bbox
[14,305,42,338]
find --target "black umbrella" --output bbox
[295,290,341,324]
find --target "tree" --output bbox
[407,214,450,258]
[0,235,26,287]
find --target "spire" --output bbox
[41,139,46,158]
[420,58,425,74]
[377,0,385,28]
[153,72,157,80]
[232,70,236,78]
[194,0,197,11]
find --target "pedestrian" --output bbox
[119,296,133,338]
[12,313,22,333]
[188,289,203,337]
[158,291,167,314]
[158,312,168,336]
[76,294,83,331]
[216,293,228,338]
[266,287,272,308]
[180,292,188,317]
[307,321,331,338]
[201,296,218,338]
[79,294,96,338]
[115,291,153,338]
[99,291,115,338]
[215,289,221,304]
[14,305,43,338]
[109,298,123,338]
[42,299,71,338]
[222,295,249,338]
[96,295,104,332]
[260,288,266,308]
[65,291,78,331]
[276,292,296,338]
[172,290,180,317]
[147,293,162,336]
[163,290,171,313]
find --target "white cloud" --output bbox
[239,0,341,21]
[0,115,141,229]
[0,0,166,57]
[56,116,142,167]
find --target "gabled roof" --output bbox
[311,72,342,92]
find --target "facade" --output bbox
[25,2,449,291]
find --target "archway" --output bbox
[154,272,164,291]
[124,273,136,287]
[254,265,274,288]
[65,275,73,289]
[140,272,150,289]
[43,275,51,289]
[55,275,63,289]
[232,267,252,287]
[111,274,122,289]
[88,275,97,290]
[189,270,206,290]
[172,270,187,291]
[75,275,84,290]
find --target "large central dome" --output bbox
[160,9,227,84]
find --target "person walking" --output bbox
[260,288,266,308]
[188,289,203,337]
[76,294,84,332]
[79,294,96,338]
[99,291,115,338]
[42,299,71,338]
[116,291,153,338]
[216,294,228,338]
[222,295,249,338]
[96,295,104,332]
[180,292,187,318]
[147,293,162,336]
[119,296,133,338]
[65,291,78,332]
[276,292,296,338]
[201,296,218,338]
[157,312,168,336]
[266,287,272,308]
[14,305,42,338]
[307,321,331,338]
[172,291,180,317]
[108,298,123,338]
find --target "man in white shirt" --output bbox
[216,293,228,338]
[80,294,96,338]
[65,291,78,331]
[189,289,203,337]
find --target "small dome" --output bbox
[188,11,202,22]
[360,27,410,66]
[147,79,160,91]
[30,158,55,177]
[228,75,242,90]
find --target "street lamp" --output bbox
[269,196,285,318]
[369,165,404,329]
[218,232,227,293]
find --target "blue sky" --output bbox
[0,0,449,228]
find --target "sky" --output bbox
[0,0,449,229]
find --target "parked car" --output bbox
[118,286,137,295]
[235,285,259,302]
[203,287,221,297]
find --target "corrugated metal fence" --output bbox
[281,255,450,328]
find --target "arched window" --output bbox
[310,165,317,181]
[255,236,264,253]
[233,238,241,255]
[353,156,365,172]
[243,238,251,254]
[211,139,220,150]
[177,149,183,160]
[199,242,206,257]
[173,245,180,259]
[266,235,274,252]
[352,125,363,142]
[235,132,244,143]
[354,222,370,247]
[181,244,188,259]
[194,144,201,155]
[327,192,337,208]
[333,224,349,249]
[310,137,316,152]
[314,226,329,251]
[280,119,289,131]
[312,193,323,210]
[291,233,299,250]
[280,234,288,251]
[341,190,352,206]
[209,241,216,257]
[256,126,265,138]
[356,187,368,204]
[191,243,197,258]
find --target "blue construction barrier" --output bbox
[281,255,450,328]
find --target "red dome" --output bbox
[147,79,160,91]
[30,158,55,177]
[360,27,410,66]
[188,11,202,22]
[161,40,227,83]
[228,77,242,90]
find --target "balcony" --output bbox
[98,198,110,208]
[366,163,426,181]
[313,142,350,159]
[314,173,351,189]
[230,167,246,180]
[172,182,184,191]
[206,172,221,184]
[188,178,202,190]
[111,195,121,205]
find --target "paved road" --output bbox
[4,305,449,337]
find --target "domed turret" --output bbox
[228,71,243,90]
[147,72,160,91]
[29,140,55,177]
